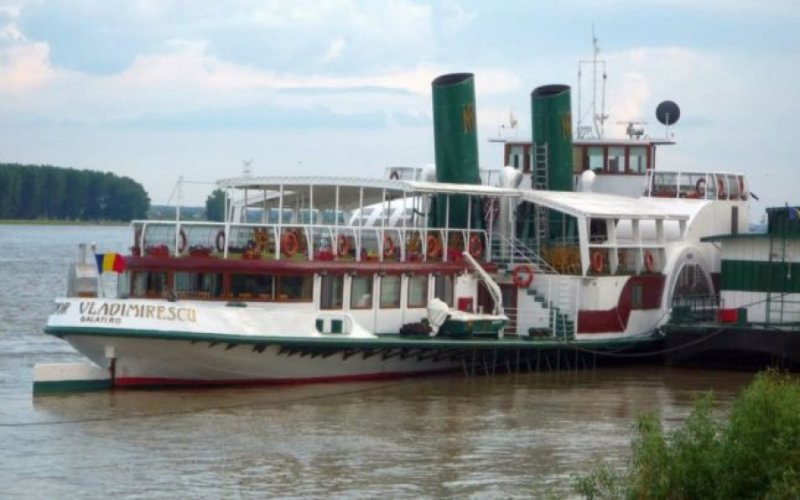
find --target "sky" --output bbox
[0,0,798,214]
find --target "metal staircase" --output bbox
[489,233,576,340]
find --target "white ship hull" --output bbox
[65,335,458,386]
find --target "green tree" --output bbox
[574,370,800,499]
[0,163,150,221]
[205,188,226,221]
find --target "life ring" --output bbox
[336,233,350,257]
[253,228,268,253]
[644,251,655,272]
[383,234,396,258]
[468,234,483,258]
[281,231,298,257]
[591,251,605,273]
[512,265,534,288]
[406,233,422,255]
[178,229,188,253]
[695,178,706,197]
[426,234,442,259]
[215,230,226,253]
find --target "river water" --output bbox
[0,225,755,498]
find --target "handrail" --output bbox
[490,233,558,275]
[131,220,490,264]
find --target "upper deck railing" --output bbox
[645,170,748,201]
[130,220,492,264]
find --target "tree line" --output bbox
[0,163,150,221]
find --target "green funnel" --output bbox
[432,73,481,228]
[532,84,574,243]
[531,84,573,192]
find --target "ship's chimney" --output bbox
[531,84,574,192]
[431,73,481,228]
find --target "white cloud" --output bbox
[0,41,53,91]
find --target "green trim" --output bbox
[45,325,659,350]
[701,233,772,242]
[33,378,112,395]
[721,259,800,293]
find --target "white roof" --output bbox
[521,190,693,220]
[218,174,697,221]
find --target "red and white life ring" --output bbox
[281,231,299,257]
[178,229,188,253]
[591,251,605,273]
[468,234,483,258]
[336,233,350,258]
[512,265,534,288]
[426,234,442,259]
[215,230,226,253]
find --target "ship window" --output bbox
[132,271,167,297]
[175,272,223,298]
[607,147,624,173]
[231,273,273,300]
[320,275,344,309]
[631,282,643,309]
[407,275,429,308]
[379,275,401,308]
[350,275,373,309]
[588,147,604,172]
[434,274,454,307]
[277,275,312,301]
[629,146,647,173]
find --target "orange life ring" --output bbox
[336,234,350,258]
[281,231,299,257]
[215,230,226,253]
[695,178,706,197]
[253,228,268,253]
[383,234,396,258]
[178,229,187,253]
[644,251,655,272]
[591,251,604,273]
[468,234,483,258]
[512,265,534,288]
[426,234,442,259]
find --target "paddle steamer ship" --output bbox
[36,69,750,391]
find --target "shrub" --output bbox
[573,370,800,499]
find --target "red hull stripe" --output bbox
[578,274,666,334]
[114,367,457,388]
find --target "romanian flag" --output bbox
[95,252,126,274]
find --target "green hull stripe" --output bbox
[45,325,658,350]
[33,378,112,395]
[721,259,800,293]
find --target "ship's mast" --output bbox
[577,32,608,139]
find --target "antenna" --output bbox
[242,159,253,177]
[577,28,608,139]
[616,120,647,139]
